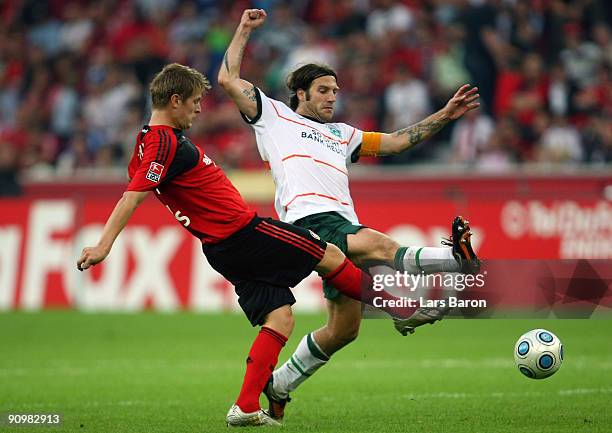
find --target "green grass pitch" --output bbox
[1,312,611,432]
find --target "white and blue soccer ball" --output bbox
[514,329,563,379]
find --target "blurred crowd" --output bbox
[1,0,612,194]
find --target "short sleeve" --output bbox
[342,124,363,164]
[127,129,177,191]
[240,87,278,130]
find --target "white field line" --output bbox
[398,387,612,400]
[1,357,612,378]
[11,388,612,409]
[339,357,612,370]
[6,400,185,409]
[0,359,230,377]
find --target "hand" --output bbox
[77,246,108,271]
[240,9,267,30]
[443,84,480,120]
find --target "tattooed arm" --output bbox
[217,9,267,119]
[378,84,480,155]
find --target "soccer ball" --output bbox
[514,329,563,379]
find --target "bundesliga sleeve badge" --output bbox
[146,162,164,183]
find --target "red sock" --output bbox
[324,258,416,319]
[235,326,287,413]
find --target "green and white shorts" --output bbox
[293,211,366,300]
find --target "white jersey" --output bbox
[246,89,363,224]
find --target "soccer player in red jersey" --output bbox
[76,63,422,427]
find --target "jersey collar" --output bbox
[299,114,326,124]
[144,124,184,135]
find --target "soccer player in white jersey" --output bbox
[218,9,482,421]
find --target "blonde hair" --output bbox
[149,63,211,109]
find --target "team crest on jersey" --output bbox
[308,230,321,240]
[327,125,342,138]
[146,162,164,182]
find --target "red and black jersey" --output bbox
[127,125,256,243]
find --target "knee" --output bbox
[276,311,295,337]
[315,243,346,276]
[353,232,400,265]
[264,305,295,338]
[378,238,401,264]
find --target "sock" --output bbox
[272,332,329,399]
[395,246,462,303]
[236,326,287,413]
[323,258,416,318]
[395,246,460,273]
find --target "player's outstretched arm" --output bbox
[217,9,267,120]
[77,190,149,271]
[377,84,480,155]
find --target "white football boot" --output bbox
[226,404,282,427]
[393,306,451,336]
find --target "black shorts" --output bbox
[202,215,327,326]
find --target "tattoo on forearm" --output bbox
[242,87,257,102]
[395,118,448,146]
